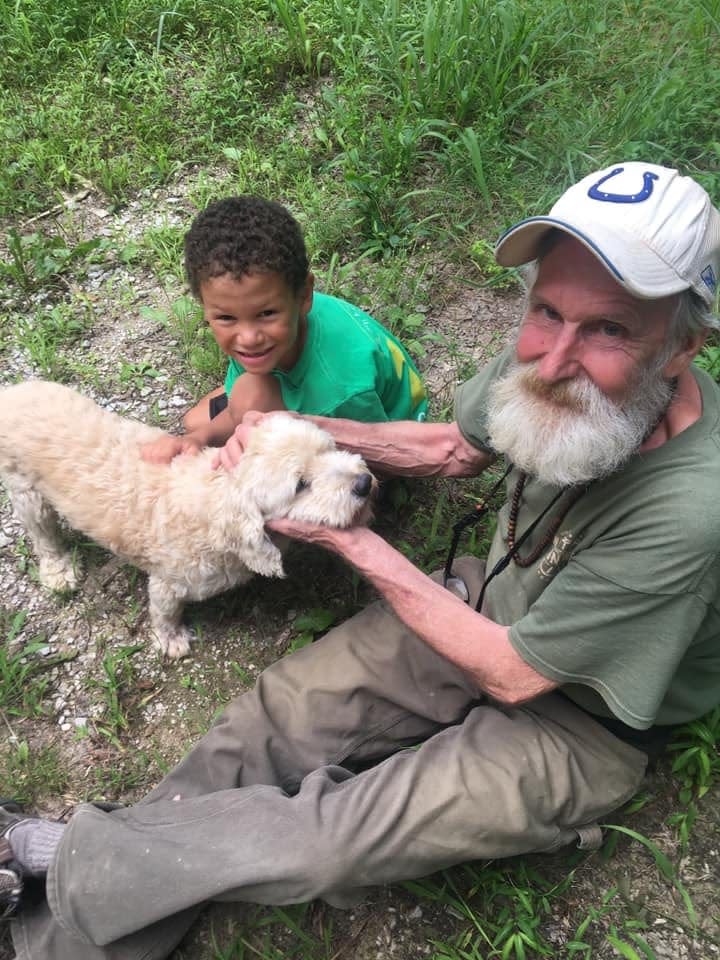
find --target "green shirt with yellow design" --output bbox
[224,292,428,422]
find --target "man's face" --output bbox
[486,236,684,486]
[515,235,679,400]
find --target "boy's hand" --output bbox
[140,434,203,464]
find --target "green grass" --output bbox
[0,741,69,807]
[2,0,719,240]
[89,643,146,744]
[0,609,65,717]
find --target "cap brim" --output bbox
[494,216,690,300]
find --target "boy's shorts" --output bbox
[209,393,229,419]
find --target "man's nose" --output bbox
[536,327,582,382]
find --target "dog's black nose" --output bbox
[353,473,373,498]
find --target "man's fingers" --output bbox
[212,446,236,471]
[241,410,266,426]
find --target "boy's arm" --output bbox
[215,415,492,477]
[140,408,236,464]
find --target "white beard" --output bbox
[486,360,673,487]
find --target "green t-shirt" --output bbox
[455,349,720,730]
[224,292,428,422]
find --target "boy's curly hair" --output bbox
[184,196,309,298]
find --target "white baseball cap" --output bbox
[495,162,720,304]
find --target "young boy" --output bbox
[142,196,428,463]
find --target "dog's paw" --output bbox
[38,554,80,592]
[153,626,193,660]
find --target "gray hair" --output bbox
[671,288,720,342]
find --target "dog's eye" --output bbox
[295,478,309,495]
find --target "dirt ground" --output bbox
[0,180,718,959]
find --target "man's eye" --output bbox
[535,303,559,321]
[601,322,625,338]
[295,478,309,494]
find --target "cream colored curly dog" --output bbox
[0,380,376,658]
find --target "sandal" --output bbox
[0,802,25,919]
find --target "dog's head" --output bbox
[227,415,376,576]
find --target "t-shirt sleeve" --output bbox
[330,390,391,422]
[509,555,714,729]
[224,359,243,394]
[454,347,514,450]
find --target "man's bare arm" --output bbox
[303,416,492,477]
[269,520,556,705]
[218,415,493,477]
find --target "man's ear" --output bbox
[662,330,707,379]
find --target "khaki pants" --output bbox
[12,558,648,959]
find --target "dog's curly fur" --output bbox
[0,381,375,657]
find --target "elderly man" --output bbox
[3,161,720,959]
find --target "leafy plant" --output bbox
[0,610,68,716]
[287,607,336,654]
[0,741,69,806]
[118,359,162,390]
[469,238,521,289]
[694,340,720,382]
[406,861,569,960]
[666,706,720,845]
[16,302,93,379]
[92,644,145,744]
[142,296,224,386]
[269,0,328,75]
[0,229,104,292]
[599,823,697,926]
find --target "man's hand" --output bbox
[212,422,255,471]
[266,517,369,557]
[140,434,203,464]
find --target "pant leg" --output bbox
[12,558,648,957]
[141,595,482,804]
[46,691,647,948]
[12,577,483,960]
[11,901,199,960]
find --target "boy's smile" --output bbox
[201,271,313,375]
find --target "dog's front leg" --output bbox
[147,575,193,659]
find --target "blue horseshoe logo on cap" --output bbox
[587,167,659,203]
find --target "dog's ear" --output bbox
[232,503,286,578]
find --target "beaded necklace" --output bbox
[506,472,588,568]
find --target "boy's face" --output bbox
[200,271,313,374]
